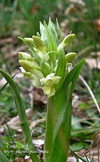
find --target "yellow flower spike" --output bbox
[65,52,76,63]
[40,73,61,97]
[18,52,33,61]
[32,36,46,54]
[60,34,75,48]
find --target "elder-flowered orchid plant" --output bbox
[0,19,85,162]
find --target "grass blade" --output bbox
[0,152,10,162]
[0,69,40,162]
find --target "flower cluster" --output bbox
[18,19,76,97]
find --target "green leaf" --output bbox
[63,58,85,91]
[48,83,72,162]
[55,45,65,90]
[56,19,63,42]
[48,18,58,42]
[44,22,56,52]
[70,142,88,152]
[52,59,85,139]
[53,59,85,137]
[0,152,10,162]
[48,18,58,51]
[0,74,15,92]
[40,20,57,52]
[46,59,85,162]
[40,21,48,49]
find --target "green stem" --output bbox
[44,97,54,162]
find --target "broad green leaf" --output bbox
[51,59,85,135]
[0,152,10,162]
[47,59,85,162]
[48,83,72,162]
[70,142,88,152]
[53,59,85,136]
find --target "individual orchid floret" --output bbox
[20,67,41,88]
[18,52,34,61]
[32,36,46,54]
[18,37,34,49]
[19,60,43,88]
[40,73,61,97]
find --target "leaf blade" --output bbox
[0,152,10,162]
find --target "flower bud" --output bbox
[18,52,33,61]
[60,34,75,48]
[18,37,34,48]
[24,38,34,47]
[32,36,46,54]
[65,52,76,63]
[19,60,35,73]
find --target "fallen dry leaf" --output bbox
[33,87,47,105]
[13,157,32,162]
[33,139,44,148]
[94,19,100,32]
[85,51,100,69]
[7,109,34,131]
[30,5,39,14]
[30,117,45,130]
[14,157,25,162]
